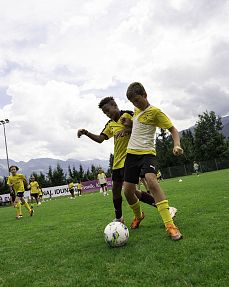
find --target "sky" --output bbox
[0,0,229,162]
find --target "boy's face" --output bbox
[10,167,17,175]
[101,102,120,121]
[128,94,148,110]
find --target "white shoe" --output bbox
[113,216,125,224]
[169,207,177,218]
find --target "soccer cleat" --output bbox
[169,207,177,219]
[113,217,125,224]
[130,211,145,229]
[165,224,182,241]
[29,206,34,217]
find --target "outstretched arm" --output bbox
[168,126,183,156]
[77,129,106,143]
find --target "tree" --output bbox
[180,129,195,163]
[107,153,114,177]
[194,111,227,160]
[156,129,174,167]
[51,164,67,186]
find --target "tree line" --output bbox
[1,110,228,194]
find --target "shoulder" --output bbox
[120,110,134,117]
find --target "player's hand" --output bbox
[173,146,183,156]
[114,128,131,140]
[77,129,88,138]
[120,117,132,127]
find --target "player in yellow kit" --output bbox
[28,176,41,206]
[76,180,83,196]
[68,180,75,199]
[7,166,34,219]
[123,82,182,240]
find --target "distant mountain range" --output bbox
[0,158,109,178]
[1,116,228,178]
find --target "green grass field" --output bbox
[0,169,228,287]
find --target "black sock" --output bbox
[113,197,122,219]
[140,191,156,207]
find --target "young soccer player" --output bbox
[123,82,183,240]
[7,166,34,219]
[193,161,200,176]
[28,176,40,206]
[77,97,176,223]
[76,180,83,196]
[97,169,108,196]
[38,187,43,202]
[68,180,75,199]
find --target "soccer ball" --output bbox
[104,222,129,247]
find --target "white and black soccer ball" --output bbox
[104,221,129,247]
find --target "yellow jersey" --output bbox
[68,182,74,189]
[127,106,173,155]
[30,181,40,194]
[101,110,133,170]
[7,174,26,192]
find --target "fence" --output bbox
[161,158,229,179]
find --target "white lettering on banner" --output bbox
[0,178,113,202]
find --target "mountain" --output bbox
[0,158,109,178]
[181,115,229,138]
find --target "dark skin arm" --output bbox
[77,129,106,143]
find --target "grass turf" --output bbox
[0,169,228,287]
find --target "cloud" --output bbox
[0,0,229,162]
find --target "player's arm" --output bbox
[168,126,183,156]
[77,129,106,143]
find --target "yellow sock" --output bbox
[15,202,22,216]
[24,201,31,211]
[129,199,142,219]
[18,202,22,215]
[156,200,173,225]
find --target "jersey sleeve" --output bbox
[100,121,113,139]
[154,109,173,129]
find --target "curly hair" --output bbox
[126,82,147,99]
[98,97,116,109]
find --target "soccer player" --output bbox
[76,180,83,196]
[193,161,200,176]
[7,166,34,219]
[123,82,183,240]
[97,169,108,196]
[38,187,43,202]
[77,97,176,223]
[28,176,40,206]
[68,180,75,199]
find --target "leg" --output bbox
[123,181,144,229]
[145,173,182,240]
[15,196,22,219]
[112,181,123,221]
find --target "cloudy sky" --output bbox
[0,0,229,162]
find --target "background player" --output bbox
[28,176,40,206]
[7,166,34,219]
[97,169,108,196]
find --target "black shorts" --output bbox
[112,168,124,183]
[100,183,107,188]
[16,192,24,198]
[69,188,74,195]
[31,193,39,199]
[124,154,158,184]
